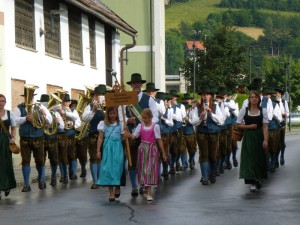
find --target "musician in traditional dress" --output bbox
[274,87,289,166]
[57,94,81,181]
[82,84,107,189]
[14,87,52,192]
[190,85,224,185]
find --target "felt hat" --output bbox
[155,92,165,100]
[198,85,212,95]
[274,87,284,95]
[169,89,180,97]
[183,93,193,100]
[262,87,276,95]
[37,94,50,102]
[126,73,147,85]
[94,84,107,95]
[143,82,160,92]
[20,87,37,97]
[247,78,263,92]
[63,93,71,102]
[70,99,78,106]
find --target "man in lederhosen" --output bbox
[14,88,53,192]
[39,94,64,187]
[57,94,81,181]
[190,85,224,185]
[82,84,107,189]
[125,73,158,196]
[182,93,197,170]
[274,87,289,166]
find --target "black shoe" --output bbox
[219,166,224,174]
[176,163,183,172]
[280,157,285,165]
[256,180,262,190]
[62,177,69,184]
[274,161,279,168]
[139,187,144,195]
[269,166,275,173]
[225,162,232,170]
[80,169,87,178]
[22,185,31,192]
[50,178,57,187]
[233,159,238,167]
[91,183,98,189]
[109,197,115,202]
[131,188,138,197]
[39,181,46,190]
[202,178,209,185]
[163,172,169,180]
[209,175,216,184]
[190,162,195,170]
[169,168,176,175]
[59,177,63,183]
[70,174,78,180]
[4,190,10,197]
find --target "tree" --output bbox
[181,25,249,91]
[165,29,185,75]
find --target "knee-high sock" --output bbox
[200,162,209,179]
[163,162,169,173]
[37,166,46,181]
[128,169,137,189]
[58,162,63,177]
[90,163,98,183]
[232,149,237,160]
[61,163,67,178]
[71,160,78,176]
[22,166,31,186]
[80,161,87,171]
[51,165,57,178]
[181,153,188,166]
[97,163,101,178]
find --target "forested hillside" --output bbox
[165,0,300,109]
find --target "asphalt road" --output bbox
[1,135,300,225]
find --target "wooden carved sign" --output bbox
[105,83,138,107]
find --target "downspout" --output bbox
[150,0,153,82]
[120,36,136,84]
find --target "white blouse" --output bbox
[132,123,161,139]
[97,121,124,134]
[237,107,269,124]
[1,110,17,127]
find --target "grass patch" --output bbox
[165,0,226,30]
[234,26,265,40]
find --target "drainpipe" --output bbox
[150,0,153,82]
[120,36,136,84]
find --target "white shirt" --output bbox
[190,102,224,126]
[163,107,174,127]
[14,103,53,126]
[137,92,159,124]
[132,123,161,139]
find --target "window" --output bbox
[43,0,61,57]
[15,0,35,49]
[89,17,96,68]
[68,6,83,63]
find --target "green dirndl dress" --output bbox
[0,119,17,190]
[239,108,268,183]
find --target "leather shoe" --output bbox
[280,157,285,165]
[22,185,31,192]
[50,177,57,186]
[80,169,87,178]
[131,188,138,197]
[109,197,115,202]
[39,181,47,189]
[91,183,98,189]
[4,190,10,197]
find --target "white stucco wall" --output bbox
[2,0,121,106]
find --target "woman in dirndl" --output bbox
[237,91,268,192]
[0,94,17,199]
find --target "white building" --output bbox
[0,0,137,110]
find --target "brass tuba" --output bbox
[24,84,46,129]
[75,86,94,140]
[44,93,62,136]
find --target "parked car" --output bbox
[286,112,300,126]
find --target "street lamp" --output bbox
[249,45,259,84]
[192,30,201,99]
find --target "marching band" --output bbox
[0,74,290,200]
